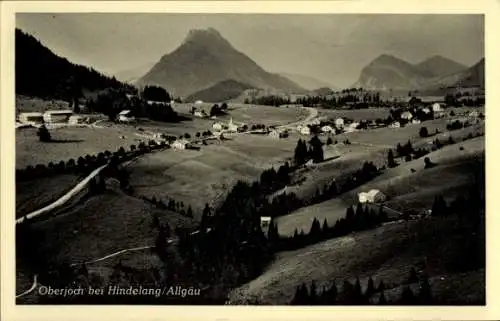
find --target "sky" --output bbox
[16,13,484,88]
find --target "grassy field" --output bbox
[16,174,80,218]
[16,95,71,116]
[275,136,484,237]
[16,126,143,168]
[229,213,485,304]
[128,133,299,216]
[318,108,391,121]
[26,188,195,266]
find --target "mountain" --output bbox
[114,61,156,84]
[279,73,337,91]
[352,54,433,91]
[136,28,305,97]
[421,58,485,94]
[185,79,256,103]
[415,55,467,78]
[15,29,132,99]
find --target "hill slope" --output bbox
[15,29,133,99]
[352,54,433,91]
[415,55,467,78]
[136,28,305,97]
[352,54,483,93]
[185,79,256,103]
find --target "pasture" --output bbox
[318,108,391,121]
[26,188,195,266]
[128,133,299,216]
[274,136,484,237]
[16,174,80,218]
[229,213,484,305]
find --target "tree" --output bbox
[424,157,436,169]
[378,292,387,305]
[294,139,308,166]
[366,277,375,298]
[37,124,52,142]
[186,206,194,218]
[418,274,432,304]
[326,137,333,145]
[387,149,397,168]
[309,136,324,163]
[400,286,416,305]
[408,267,419,284]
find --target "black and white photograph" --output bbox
[11,11,486,307]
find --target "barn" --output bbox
[335,118,345,128]
[401,111,413,120]
[212,122,223,131]
[358,189,387,203]
[432,103,443,112]
[260,216,272,236]
[321,125,335,133]
[18,112,44,125]
[43,110,73,124]
[172,138,189,149]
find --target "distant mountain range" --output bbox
[15,29,131,99]
[135,28,306,98]
[185,79,256,103]
[352,54,484,94]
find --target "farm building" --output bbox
[118,110,135,123]
[68,115,86,125]
[412,119,422,124]
[358,189,387,204]
[321,125,335,133]
[212,122,223,131]
[172,139,190,150]
[194,111,206,118]
[146,100,169,106]
[195,100,204,105]
[18,112,44,125]
[389,121,401,128]
[335,118,345,128]
[310,119,321,126]
[401,111,413,120]
[43,110,73,124]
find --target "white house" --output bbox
[43,110,73,124]
[421,107,431,114]
[18,112,44,125]
[335,118,345,128]
[321,125,335,133]
[389,121,401,128]
[469,111,479,118]
[227,118,238,133]
[268,130,280,139]
[299,126,311,135]
[195,100,204,105]
[349,122,360,130]
[412,119,422,124]
[118,110,135,123]
[194,111,205,118]
[212,122,223,131]
[432,103,443,112]
[311,118,321,126]
[358,189,387,203]
[401,111,413,120]
[260,216,272,235]
[172,138,189,149]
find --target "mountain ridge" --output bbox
[136,28,305,97]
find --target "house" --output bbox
[299,126,311,135]
[146,100,168,106]
[195,100,204,105]
[18,112,44,125]
[193,111,204,118]
[335,118,345,128]
[268,130,280,139]
[118,110,135,123]
[401,111,413,120]
[172,138,189,149]
[212,122,223,131]
[311,118,321,126]
[43,110,73,124]
[412,119,421,124]
[358,189,387,203]
[421,107,431,114]
[389,121,401,128]
[260,216,272,236]
[432,103,443,112]
[321,125,335,133]
[469,111,479,118]
[227,118,238,133]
